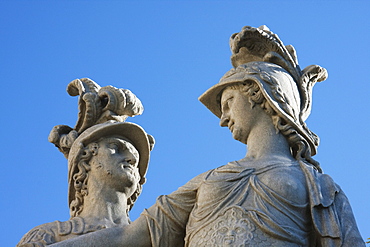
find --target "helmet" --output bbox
[199,61,319,155]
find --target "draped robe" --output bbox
[143,161,364,246]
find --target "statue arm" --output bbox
[48,216,151,247]
[141,171,208,246]
[47,171,207,247]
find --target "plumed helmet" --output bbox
[199,25,328,156]
[200,61,319,154]
[48,78,155,213]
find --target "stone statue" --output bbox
[17,79,154,247]
[26,26,365,246]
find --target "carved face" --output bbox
[89,137,140,196]
[220,86,261,144]
[216,219,252,245]
[210,207,255,246]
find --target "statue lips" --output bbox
[228,121,235,133]
[224,236,235,245]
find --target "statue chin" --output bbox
[232,128,247,145]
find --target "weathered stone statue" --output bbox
[24,26,365,246]
[17,79,154,246]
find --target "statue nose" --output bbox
[125,153,137,166]
[227,229,235,236]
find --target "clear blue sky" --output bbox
[1,1,369,246]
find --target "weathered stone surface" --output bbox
[20,26,365,246]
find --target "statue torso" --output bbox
[186,161,311,246]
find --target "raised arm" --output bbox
[49,171,206,247]
[49,216,151,247]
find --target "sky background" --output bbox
[1,1,369,246]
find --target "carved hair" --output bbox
[227,82,321,172]
[69,141,142,217]
[70,146,91,217]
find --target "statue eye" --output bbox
[222,97,233,112]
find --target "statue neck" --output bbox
[241,115,295,167]
[78,181,130,227]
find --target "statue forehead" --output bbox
[218,82,250,106]
[93,136,138,152]
[220,86,242,101]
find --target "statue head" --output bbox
[199,26,328,171]
[67,121,154,217]
[48,78,154,217]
